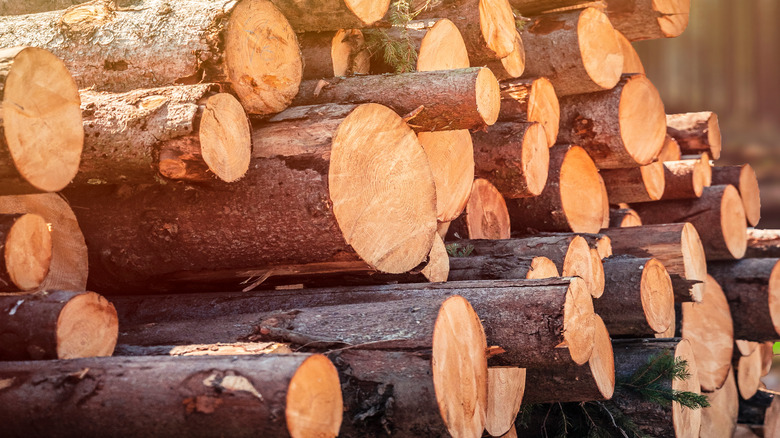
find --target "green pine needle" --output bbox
[445,243,474,257]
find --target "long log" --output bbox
[616,29,645,74]
[666,111,722,159]
[447,254,559,281]
[63,103,437,293]
[485,367,526,437]
[481,33,526,80]
[658,134,683,161]
[507,0,600,15]
[609,207,642,227]
[299,29,370,79]
[0,46,82,194]
[506,145,604,233]
[735,346,763,400]
[0,0,302,115]
[633,185,748,260]
[272,0,390,30]
[0,354,344,438]
[446,178,511,240]
[77,85,251,184]
[520,7,623,96]
[746,229,780,258]
[600,161,665,203]
[497,77,560,147]
[370,18,470,73]
[701,368,739,438]
[558,73,666,168]
[658,155,712,200]
[0,290,117,360]
[419,129,476,222]
[712,164,761,227]
[604,0,690,41]
[0,213,51,291]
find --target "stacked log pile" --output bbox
[0,0,777,437]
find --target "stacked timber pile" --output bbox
[0,0,778,437]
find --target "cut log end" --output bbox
[642,161,666,200]
[56,291,118,359]
[769,261,780,336]
[330,103,437,274]
[418,130,475,223]
[666,111,722,159]
[417,19,470,72]
[720,185,748,259]
[579,7,624,91]
[739,165,761,226]
[432,295,488,437]
[344,0,391,26]
[736,340,759,357]
[589,314,616,400]
[2,46,83,192]
[527,256,560,279]
[673,339,702,438]
[495,35,526,79]
[476,67,502,126]
[700,368,738,438]
[658,135,682,161]
[480,0,519,59]
[464,178,511,240]
[196,93,251,182]
[486,367,526,437]
[641,258,675,333]
[3,213,52,291]
[737,347,764,400]
[619,74,667,165]
[681,222,707,302]
[562,236,598,297]
[332,29,370,77]
[286,354,343,438]
[656,0,692,38]
[521,122,550,196]
[422,234,450,282]
[616,30,645,75]
[529,77,560,146]
[589,248,605,298]
[560,146,604,233]
[600,174,610,229]
[564,277,596,365]
[610,208,642,227]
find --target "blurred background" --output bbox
[633,0,780,228]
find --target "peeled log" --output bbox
[0,0,302,115]
[747,229,780,258]
[299,29,370,79]
[609,207,642,227]
[0,290,117,360]
[0,46,82,194]
[735,347,764,400]
[659,155,712,200]
[707,259,780,342]
[497,77,560,147]
[447,254,558,281]
[520,7,623,96]
[616,30,645,74]
[472,122,549,198]
[485,367,526,437]
[0,354,343,438]
[600,161,665,203]
[0,213,51,291]
[666,112,722,160]
[558,74,667,168]
[633,185,748,260]
[712,164,761,227]
[63,103,437,294]
[271,0,390,30]
[604,0,690,41]
[507,145,604,233]
[419,130,476,222]
[700,368,739,438]
[446,179,511,240]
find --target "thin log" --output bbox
[486,367,526,437]
[735,347,763,400]
[666,112,722,159]
[604,0,690,41]
[447,253,558,281]
[747,229,780,258]
[113,342,292,357]
[600,161,665,203]
[299,29,370,79]
[736,340,760,357]
[760,342,774,376]
[701,368,739,438]
[658,155,712,200]
[0,213,51,291]
[371,18,470,73]
[481,33,526,80]
[497,77,560,147]
[609,207,642,227]
[739,389,775,426]
[658,134,683,161]
[446,179,511,240]
[616,30,645,74]
[419,130,476,222]
[532,232,614,259]
[712,164,761,227]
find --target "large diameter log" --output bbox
[712,164,761,227]
[293,67,500,131]
[299,29,370,79]
[735,346,763,400]
[64,103,437,293]
[0,0,302,115]
[507,145,604,233]
[633,185,748,260]
[609,207,642,227]
[616,30,645,74]
[604,223,706,302]
[472,122,549,198]
[0,290,117,360]
[0,46,82,194]
[497,77,560,147]
[485,367,525,437]
[522,314,615,403]
[701,368,739,438]
[747,229,780,258]
[707,259,780,341]
[605,0,690,41]
[0,213,51,291]
[448,254,559,281]
[680,275,735,391]
[659,155,712,200]
[0,354,344,438]
[446,178,511,240]
[520,7,623,96]
[0,194,88,292]
[611,338,702,438]
[600,161,665,203]
[666,111,722,159]
[535,232,614,259]
[595,256,674,336]
[78,85,251,184]
[558,74,666,168]
[419,130,475,222]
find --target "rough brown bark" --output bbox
[0,213,51,291]
[746,229,780,258]
[712,165,761,227]
[0,354,344,438]
[272,0,390,30]
[658,134,683,161]
[658,156,711,200]
[447,253,557,281]
[701,368,739,438]
[445,178,511,240]
[605,0,690,41]
[113,342,292,357]
[609,207,642,227]
[508,0,600,15]
[666,111,722,159]
[496,77,560,147]
[600,161,665,202]
[299,29,370,79]
[534,231,614,259]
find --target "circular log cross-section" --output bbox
[486,367,526,437]
[609,208,642,227]
[273,0,391,30]
[601,161,665,203]
[660,156,711,200]
[446,178,511,240]
[483,34,526,80]
[0,213,52,291]
[497,77,560,147]
[700,368,738,438]
[658,134,683,161]
[616,30,645,74]
[0,46,82,195]
[447,253,559,282]
[666,111,722,160]
[558,74,667,168]
[507,145,603,234]
[605,0,691,41]
[421,234,450,283]
[299,29,370,79]
[712,164,761,227]
[521,7,623,96]
[736,347,764,401]
[418,130,475,222]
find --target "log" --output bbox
[114,342,292,357]
[522,314,615,403]
[609,207,642,227]
[508,0,601,15]
[739,389,775,426]
[735,346,763,400]
[611,338,702,438]
[604,0,690,41]
[77,85,251,184]
[658,134,683,161]
[496,77,560,147]
[600,161,666,203]
[599,174,611,229]
[472,122,549,198]
[615,30,645,74]
[0,46,82,194]
[533,232,614,258]
[658,154,712,200]
[520,7,623,96]
[0,0,302,115]
[485,367,526,437]
[271,0,390,30]
[506,145,604,233]
[481,33,526,80]
[419,130,476,222]
[712,164,761,227]
[447,253,559,281]
[589,248,606,299]
[370,18,470,73]
[736,340,760,357]
[0,213,51,291]
[558,73,667,168]
[680,275,735,391]
[760,342,774,376]
[292,67,500,131]
[766,394,780,438]
[633,185,748,260]
[446,178,511,240]
[299,29,370,79]
[0,354,344,438]
[0,290,117,360]
[707,259,780,341]
[604,223,707,302]
[700,368,739,438]
[747,229,780,258]
[595,256,675,336]
[63,103,438,293]
[666,112,722,160]
[0,0,90,15]
[0,194,88,292]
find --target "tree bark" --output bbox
[739,389,775,426]
[558,74,666,168]
[481,33,526,80]
[746,229,780,258]
[658,133,683,161]
[609,207,642,227]
[658,155,711,200]
[113,341,292,357]
[485,367,526,437]
[0,353,344,438]
[604,0,691,41]
[299,29,370,79]
[447,253,558,281]
[600,161,665,202]
[712,164,761,227]
[369,18,470,73]
[508,0,601,15]
[0,0,302,115]
[445,178,511,240]
[666,111,722,159]
[0,213,51,291]
[272,0,390,30]
[701,368,739,438]
[497,77,560,147]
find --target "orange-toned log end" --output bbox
[1,46,83,194]
[590,249,605,298]
[610,208,642,227]
[560,146,604,233]
[417,19,470,72]
[615,30,645,74]
[681,275,735,392]
[736,340,759,357]
[681,222,708,302]
[197,93,252,182]
[601,161,665,203]
[720,185,749,259]
[578,7,624,91]
[673,339,702,438]
[641,258,675,334]
[463,178,512,240]
[422,234,449,282]
[599,174,610,230]
[618,74,668,166]
[1,213,52,291]
[700,368,738,438]
[418,130,475,223]
[736,346,764,400]
[658,134,682,161]
[433,295,489,437]
[666,111,722,160]
[286,354,343,438]
[333,29,370,76]
[712,164,761,227]
[606,0,690,41]
[564,277,596,365]
[527,256,559,279]
[56,291,118,359]
[479,0,519,60]
[485,367,525,437]
[590,314,616,400]
[563,236,597,297]
[345,0,391,25]
[330,103,437,274]
[530,78,560,146]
